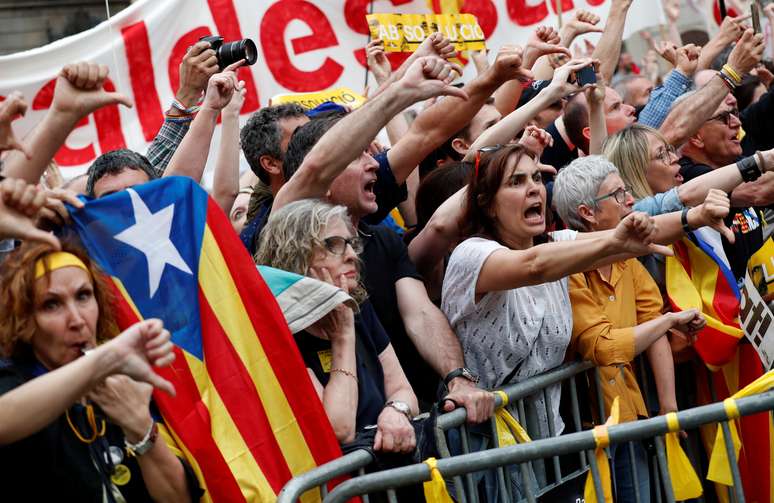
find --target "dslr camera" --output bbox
[199,35,257,69]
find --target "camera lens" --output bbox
[218,39,258,68]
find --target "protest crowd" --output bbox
[1,0,774,501]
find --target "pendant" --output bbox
[111,464,131,486]
[104,445,124,465]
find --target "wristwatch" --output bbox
[385,400,413,420]
[444,367,480,387]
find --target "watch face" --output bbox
[462,368,479,383]
[388,401,410,414]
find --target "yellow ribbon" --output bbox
[584,396,619,503]
[493,390,532,446]
[664,412,703,500]
[423,457,454,503]
[707,370,774,486]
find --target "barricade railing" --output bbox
[322,389,774,503]
[278,361,595,503]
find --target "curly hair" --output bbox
[0,236,117,360]
[254,199,368,304]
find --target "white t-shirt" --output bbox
[441,231,577,437]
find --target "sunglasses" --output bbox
[474,144,506,179]
[323,236,363,255]
[709,109,739,127]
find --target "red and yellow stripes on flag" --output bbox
[105,197,344,502]
[694,346,774,503]
[666,237,743,367]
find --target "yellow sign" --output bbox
[366,13,486,53]
[270,87,366,110]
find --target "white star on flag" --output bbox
[114,188,193,298]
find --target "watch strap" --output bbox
[443,367,479,387]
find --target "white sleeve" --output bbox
[549,229,578,242]
[441,238,505,323]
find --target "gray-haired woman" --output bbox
[255,199,419,453]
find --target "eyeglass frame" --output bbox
[322,236,363,255]
[708,109,740,127]
[592,186,632,206]
[650,143,678,165]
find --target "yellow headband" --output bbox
[34,252,89,280]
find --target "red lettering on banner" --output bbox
[32,78,126,166]
[507,0,547,26]
[206,0,260,111]
[344,0,412,69]
[587,0,605,5]
[461,0,498,38]
[121,21,163,142]
[168,27,212,101]
[261,1,343,92]
[548,0,575,14]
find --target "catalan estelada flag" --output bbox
[68,176,343,502]
[666,233,743,367]
[666,231,774,503]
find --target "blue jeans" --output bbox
[611,440,650,503]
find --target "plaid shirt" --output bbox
[638,70,692,129]
[145,115,192,177]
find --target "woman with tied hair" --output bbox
[255,199,419,453]
[553,156,731,502]
[441,144,673,441]
[602,123,774,216]
[0,238,201,502]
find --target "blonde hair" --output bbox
[255,199,368,304]
[602,124,666,200]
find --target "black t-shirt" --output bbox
[294,301,389,429]
[240,151,408,256]
[678,156,766,280]
[540,121,578,172]
[359,222,438,403]
[0,358,201,502]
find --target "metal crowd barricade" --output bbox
[278,361,595,503]
[322,390,774,503]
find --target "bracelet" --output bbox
[681,207,692,234]
[164,115,195,124]
[722,64,742,85]
[330,368,358,383]
[717,70,737,91]
[737,154,762,182]
[756,151,768,173]
[171,98,201,115]
[125,421,158,457]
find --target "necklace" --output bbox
[66,405,106,444]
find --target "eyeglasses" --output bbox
[474,144,506,178]
[650,144,677,164]
[593,186,632,205]
[709,109,739,127]
[323,236,363,255]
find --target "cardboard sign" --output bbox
[270,87,366,109]
[366,13,486,52]
[741,270,774,370]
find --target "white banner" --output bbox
[0,0,664,180]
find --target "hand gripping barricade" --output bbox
[278,361,596,502]
[321,385,774,503]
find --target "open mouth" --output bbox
[523,201,544,224]
[364,179,376,193]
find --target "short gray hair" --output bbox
[553,155,619,231]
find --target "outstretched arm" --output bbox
[273,56,467,211]
[1,63,132,184]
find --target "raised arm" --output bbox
[273,56,467,210]
[697,14,746,71]
[163,62,241,182]
[592,0,634,85]
[660,29,764,147]
[388,46,529,184]
[1,63,132,184]
[211,80,246,214]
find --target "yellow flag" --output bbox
[423,458,454,503]
[665,432,703,500]
[584,397,619,503]
[707,370,774,486]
